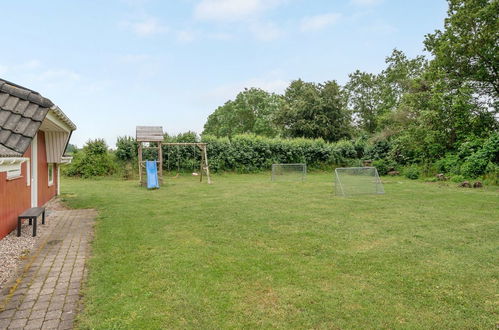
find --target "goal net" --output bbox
[272,163,307,182]
[335,167,384,196]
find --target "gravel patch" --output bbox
[0,198,68,291]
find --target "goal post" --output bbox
[271,163,307,182]
[335,167,384,196]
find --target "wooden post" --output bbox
[203,145,212,184]
[138,143,143,186]
[158,142,163,184]
[199,146,204,182]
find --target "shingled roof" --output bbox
[0,79,54,157]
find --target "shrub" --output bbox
[365,139,391,160]
[373,159,396,175]
[404,165,420,180]
[450,174,465,183]
[63,139,116,178]
[434,153,461,174]
[116,136,137,162]
[460,133,499,178]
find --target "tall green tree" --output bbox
[277,79,351,142]
[203,88,282,138]
[345,70,383,133]
[424,0,499,99]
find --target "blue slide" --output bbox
[146,160,159,189]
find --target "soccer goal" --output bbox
[335,167,384,196]
[271,163,307,182]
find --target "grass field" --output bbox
[61,173,499,329]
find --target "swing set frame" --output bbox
[163,142,212,184]
[136,126,212,186]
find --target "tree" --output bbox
[115,136,137,162]
[277,79,351,142]
[203,88,282,138]
[424,0,499,99]
[345,70,383,133]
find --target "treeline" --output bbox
[64,0,498,182]
[200,0,498,180]
[64,131,498,184]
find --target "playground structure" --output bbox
[136,126,212,187]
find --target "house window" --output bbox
[48,164,54,186]
[7,168,22,180]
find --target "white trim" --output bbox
[44,111,72,133]
[26,159,30,186]
[31,134,38,207]
[61,156,73,164]
[57,164,60,195]
[0,157,29,172]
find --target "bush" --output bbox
[403,165,420,180]
[373,159,396,175]
[460,133,499,178]
[450,174,465,183]
[115,136,137,162]
[365,139,391,160]
[434,153,461,174]
[63,139,116,178]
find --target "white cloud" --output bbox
[249,21,282,41]
[194,0,282,21]
[125,17,169,37]
[300,13,341,32]
[350,0,383,6]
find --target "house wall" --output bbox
[37,131,57,207]
[0,147,31,239]
[0,132,59,239]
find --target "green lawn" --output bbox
[61,173,499,329]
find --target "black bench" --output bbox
[17,207,46,237]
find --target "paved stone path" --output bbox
[0,209,96,330]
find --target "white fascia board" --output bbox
[45,111,72,133]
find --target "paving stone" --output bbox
[60,310,75,321]
[13,308,31,319]
[42,318,60,329]
[0,308,16,319]
[7,318,27,328]
[44,309,62,321]
[58,319,74,330]
[28,308,47,320]
[0,319,11,328]
[24,318,44,329]
[18,299,35,310]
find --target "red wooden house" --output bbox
[0,79,76,239]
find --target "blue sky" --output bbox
[1,0,448,147]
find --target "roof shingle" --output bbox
[0,78,54,157]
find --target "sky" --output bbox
[0,0,448,147]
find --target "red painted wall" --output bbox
[0,131,58,239]
[0,147,31,239]
[37,132,57,207]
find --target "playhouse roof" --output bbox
[0,78,76,157]
[136,126,164,142]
